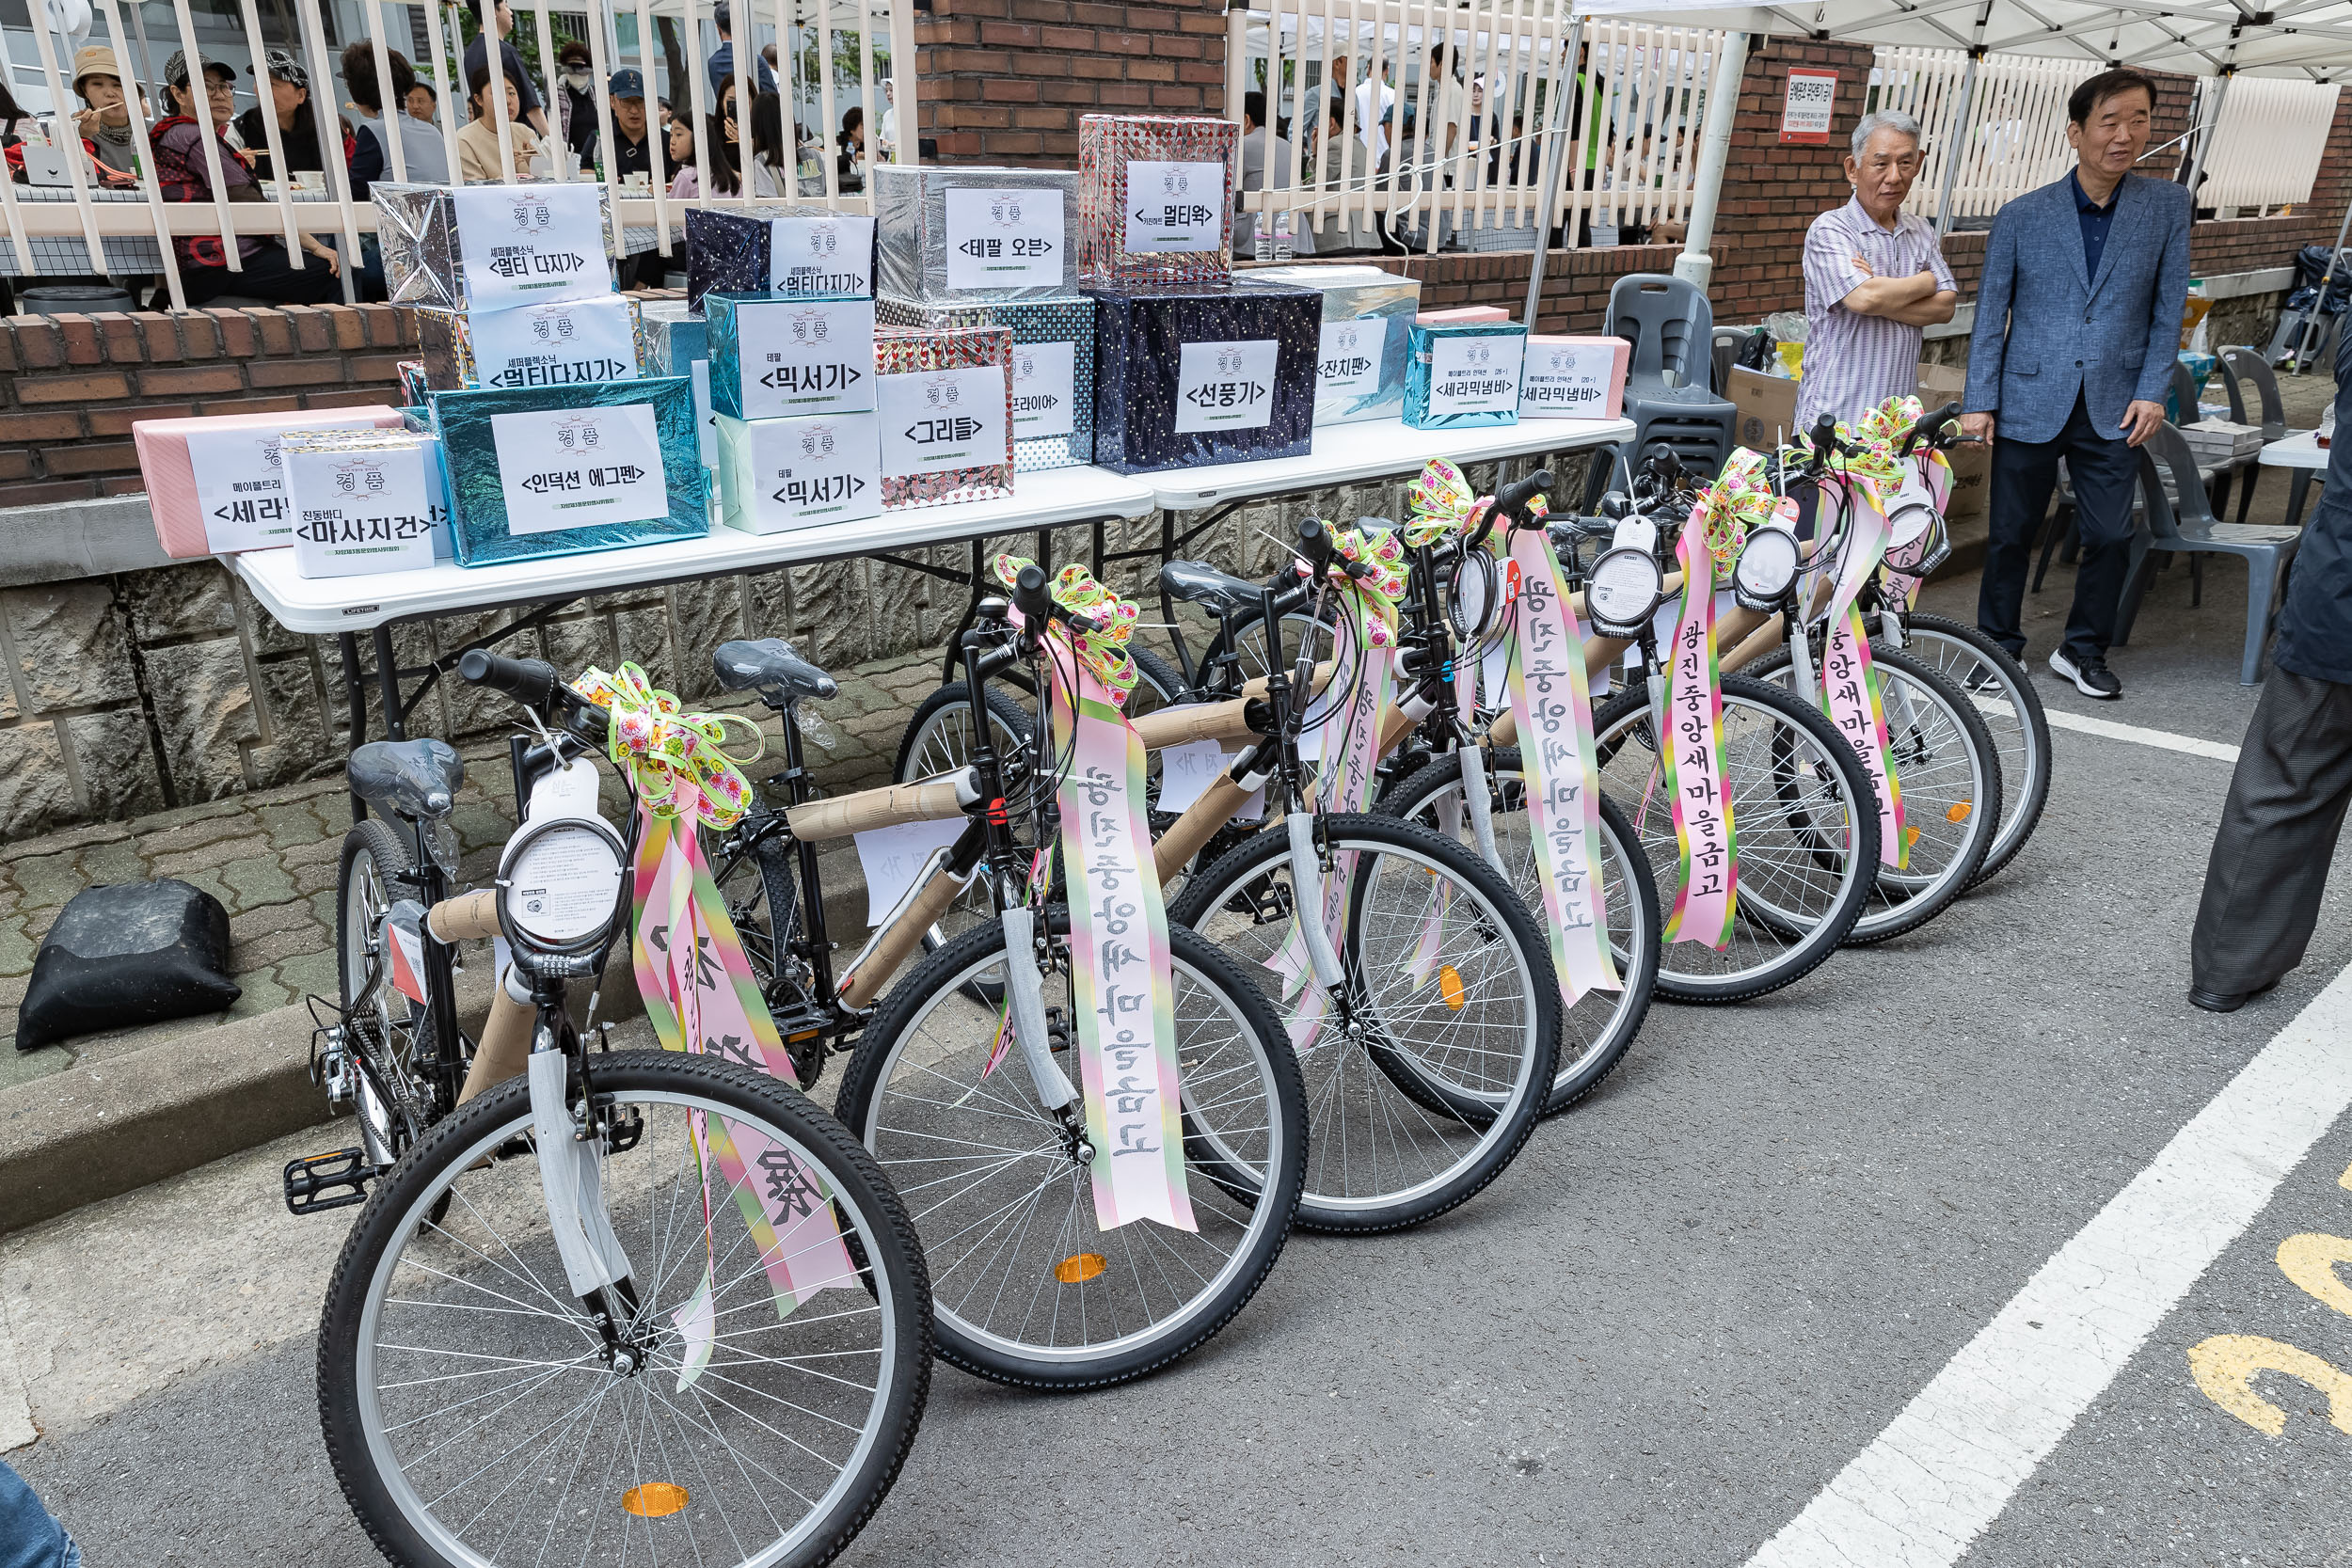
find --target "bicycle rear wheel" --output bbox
[1592,673,1880,1005]
[1879,610,2051,887]
[319,1051,931,1568]
[1168,813,1560,1231]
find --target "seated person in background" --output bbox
[580,68,672,187]
[405,77,438,125]
[235,48,345,182]
[344,41,450,195]
[664,114,699,198]
[453,61,542,182]
[70,46,146,176]
[834,103,864,194]
[151,49,344,307]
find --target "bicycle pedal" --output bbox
[283,1146,376,1216]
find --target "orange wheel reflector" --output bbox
[1904,826,1922,847]
[1438,965,1467,1010]
[1055,1252,1107,1284]
[1945,801,1972,823]
[623,1483,690,1518]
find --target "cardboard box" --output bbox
[1726,365,1799,451]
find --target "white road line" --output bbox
[1747,961,2352,1568]
[1976,696,2241,763]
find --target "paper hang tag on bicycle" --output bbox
[1154,736,1230,815]
[526,755,604,822]
[854,817,967,926]
[386,903,431,1006]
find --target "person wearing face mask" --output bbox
[554,38,596,158]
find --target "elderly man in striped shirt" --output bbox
[1794,110,1958,432]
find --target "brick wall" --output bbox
[0,304,420,505]
[916,0,1228,164]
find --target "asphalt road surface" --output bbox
[8,559,2352,1568]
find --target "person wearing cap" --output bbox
[69,45,144,172]
[235,46,342,178]
[705,2,775,99]
[581,68,674,287]
[462,0,549,137]
[342,40,449,197]
[151,50,343,306]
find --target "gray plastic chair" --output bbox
[1710,325,1744,395]
[1583,275,1738,506]
[2215,345,2292,526]
[2112,421,2302,686]
[1611,274,1714,386]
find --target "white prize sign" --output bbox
[1519,341,1614,419]
[469,296,642,389]
[489,404,669,535]
[285,443,440,577]
[879,365,1010,477]
[1427,333,1526,417]
[1009,341,1077,439]
[751,413,882,529]
[1174,339,1279,434]
[944,188,1065,289]
[736,297,877,420]
[449,182,608,310]
[769,213,875,296]
[1316,320,1383,400]
[1122,160,1225,253]
[186,414,389,553]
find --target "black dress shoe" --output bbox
[2188,978,2280,1013]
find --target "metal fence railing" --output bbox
[1227,1,1727,256]
[0,0,914,309]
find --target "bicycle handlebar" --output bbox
[1900,400,1963,455]
[458,650,609,744]
[1484,468,1553,542]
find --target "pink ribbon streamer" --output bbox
[1818,480,1908,870]
[1661,501,1739,949]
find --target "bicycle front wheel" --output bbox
[1593,673,1880,1005]
[319,1052,931,1568]
[834,915,1305,1390]
[1880,610,2051,887]
[1168,814,1561,1232]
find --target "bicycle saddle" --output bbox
[713,638,837,707]
[348,739,465,822]
[1160,560,1263,620]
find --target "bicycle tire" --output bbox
[834,913,1305,1390]
[1377,748,1663,1115]
[1168,813,1560,1232]
[1739,643,2001,945]
[1883,610,2052,887]
[318,1050,931,1568]
[1592,673,1880,1005]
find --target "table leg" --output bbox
[2287,468,2315,530]
[339,631,369,825]
[373,626,407,742]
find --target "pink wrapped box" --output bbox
[1519,335,1630,420]
[1077,114,1237,287]
[1417,306,1511,325]
[135,406,405,558]
[873,325,1014,510]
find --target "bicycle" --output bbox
[706,574,1309,1390]
[311,650,932,1568]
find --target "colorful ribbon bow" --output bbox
[1690,448,1780,582]
[1404,458,1484,546]
[1788,409,1908,491]
[569,663,765,829]
[1854,394,1926,452]
[991,554,1143,707]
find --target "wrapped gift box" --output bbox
[417,294,647,392]
[716,412,884,533]
[374,181,615,313]
[1406,321,1528,430]
[877,295,1094,470]
[281,428,448,577]
[872,165,1083,305]
[429,377,707,566]
[684,205,876,313]
[873,326,1014,508]
[1518,334,1630,420]
[1077,114,1237,287]
[644,299,717,470]
[1248,263,1418,426]
[1087,278,1319,473]
[134,406,405,558]
[1417,305,1510,325]
[706,292,877,421]
[397,359,430,405]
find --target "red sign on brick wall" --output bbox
[1781,69,1837,145]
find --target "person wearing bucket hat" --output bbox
[151,48,346,307]
[68,44,144,171]
[235,45,342,177]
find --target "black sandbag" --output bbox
[16,879,241,1052]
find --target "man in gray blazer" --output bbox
[1962,69,2191,701]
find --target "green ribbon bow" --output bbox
[569,662,765,829]
[991,555,1143,706]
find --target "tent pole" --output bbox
[1674,29,1748,292]
[1520,17,1583,328]
[2182,68,2232,210]
[2294,188,2352,374]
[1932,48,1981,242]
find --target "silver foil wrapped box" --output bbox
[876,295,1095,471]
[374,181,616,313]
[872,165,1082,305]
[428,377,707,566]
[684,205,877,314]
[1087,277,1320,474]
[1247,263,1419,426]
[416,294,648,392]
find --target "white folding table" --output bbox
[2257,428,2330,530]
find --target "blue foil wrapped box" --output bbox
[1086,278,1320,474]
[1405,321,1529,430]
[876,294,1095,471]
[706,292,877,422]
[644,299,716,470]
[1249,263,1419,426]
[429,377,707,566]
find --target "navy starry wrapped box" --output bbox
[1085,278,1319,473]
[876,295,1094,471]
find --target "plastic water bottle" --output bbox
[1253,218,1271,263]
[1272,212,1294,263]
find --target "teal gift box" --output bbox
[429,377,707,566]
[706,292,878,422]
[1405,321,1528,430]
